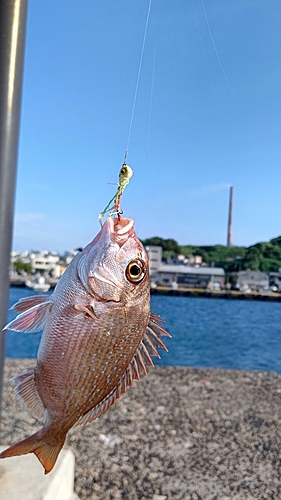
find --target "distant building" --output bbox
[186,255,203,266]
[145,246,162,275]
[237,271,269,291]
[29,251,60,277]
[10,251,30,266]
[269,272,281,290]
[155,264,225,288]
[176,254,203,266]
[64,248,82,265]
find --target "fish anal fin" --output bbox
[13,367,45,420]
[4,301,52,332]
[0,429,65,474]
[12,294,51,313]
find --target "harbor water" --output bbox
[4,287,281,373]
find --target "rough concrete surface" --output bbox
[0,446,76,500]
[1,359,281,500]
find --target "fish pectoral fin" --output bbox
[12,294,51,313]
[4,301,52,332]
[74,303,98,319]
[13,366,45,420]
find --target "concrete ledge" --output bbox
[0,445,79,500]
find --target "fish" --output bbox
[0,216,170,474]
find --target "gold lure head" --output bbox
[119,165,133,186]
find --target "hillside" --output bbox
[142,236,281,273]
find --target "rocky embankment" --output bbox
[1,359,281,500]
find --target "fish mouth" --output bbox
[107,216,135,247]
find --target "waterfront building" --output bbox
[29,251,60,277]
[269,271,281,291]
[10,250,31,267]
[145,246,162,275]
[155,264,225,289]
[237,271,269,291]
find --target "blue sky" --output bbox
[13,0,281,252]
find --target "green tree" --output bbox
[142,236,165,247]
[143,233,281,273]
[270,236,281,247]
[13,261,32,274]
[142,236,180,257]
[243,246,261,270]
[242,241,281,272]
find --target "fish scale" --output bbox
[0,216,170,473]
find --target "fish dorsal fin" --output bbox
[148,313,171,340]
[13,366,45,420]
[74,314,170,427]
[12,294,51,313]
[73,361,135,427]
[4,300,52,332]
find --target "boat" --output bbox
[25,276,50,293]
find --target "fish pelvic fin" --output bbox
[0,430,65,474]
[4,300,52,332]
[13,366,45,420]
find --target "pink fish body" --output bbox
[0,217,170,473]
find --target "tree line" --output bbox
[141,236,281,273]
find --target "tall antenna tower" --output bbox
[227,186,234,247]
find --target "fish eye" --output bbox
[120,166,127,175]
[125,259,146,283]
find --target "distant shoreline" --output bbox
[10,278,281,301]
[10,276,57,289]
[152,285,281,301]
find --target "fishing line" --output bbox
[192,0,227,121]
[199,0,246,114]
[124,0,153,164]
[146,44,156,156]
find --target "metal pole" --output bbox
[227,186,233,247]
[0,0,28,423]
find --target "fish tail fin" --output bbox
[0,430,65,474]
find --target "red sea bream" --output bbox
[0,216,170,473]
